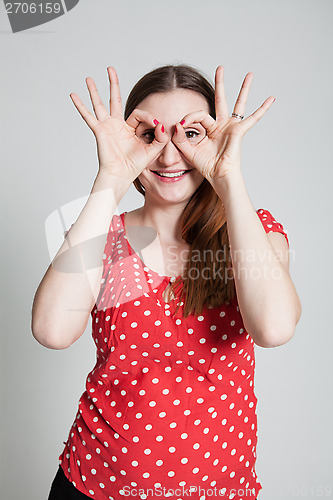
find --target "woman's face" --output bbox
[135,89,210,205]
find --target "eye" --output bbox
[141,130,155,143]
[185,130,200,140]
[140,129,202,143]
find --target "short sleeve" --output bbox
[103,214,118,258]
[256,208,289,247]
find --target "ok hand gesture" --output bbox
[172,66,275,186]
[70,67,168,183]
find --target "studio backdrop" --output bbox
[1,1,332,499]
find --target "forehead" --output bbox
[136,89,210,121]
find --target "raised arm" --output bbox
[172,66,302,347]
[31,67,168,350]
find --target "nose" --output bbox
[158,138,182,167]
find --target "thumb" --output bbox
[171,123,195,162]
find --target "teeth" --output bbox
[155,171,187,178]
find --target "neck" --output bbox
[138,200,187,244]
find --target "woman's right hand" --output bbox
[70,66,168,182]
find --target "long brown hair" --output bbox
[124,64,235,318]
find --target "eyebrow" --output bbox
[140,123,205,130]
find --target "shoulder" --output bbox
[256,208,290,271]
[123,208,143,226]
[256,208,289,247]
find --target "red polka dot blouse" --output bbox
[59,208,289,500]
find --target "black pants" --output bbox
[48,464,259,499]
[48,465,92,499]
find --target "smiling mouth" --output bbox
[151,169,193,178]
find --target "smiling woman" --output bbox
[122,67,240,317]
[31,63,301,500]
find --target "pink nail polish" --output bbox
[153,119,159,125]
[161,125,165,133]
[175,124,178,133]
[180,119,185,125]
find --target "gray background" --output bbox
[1,0,332,499]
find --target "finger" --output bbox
[171,121,197,162]
[107,66,123,119]
[145,122,170,161]
[232,72,253,120]
[85,77,110,121]
[240,96,275,133]
[215,66,229,120]
[70,92,99,130]
[126,109,159,130]
[177,110,216,133]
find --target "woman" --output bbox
[32,64,302,500]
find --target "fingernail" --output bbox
[180,119,185,125]
[153,119,159,125]
[175,124,178,133]
[273,98,276,102]
[161,125,165,133]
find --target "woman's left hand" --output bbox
[172,66,275,186]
